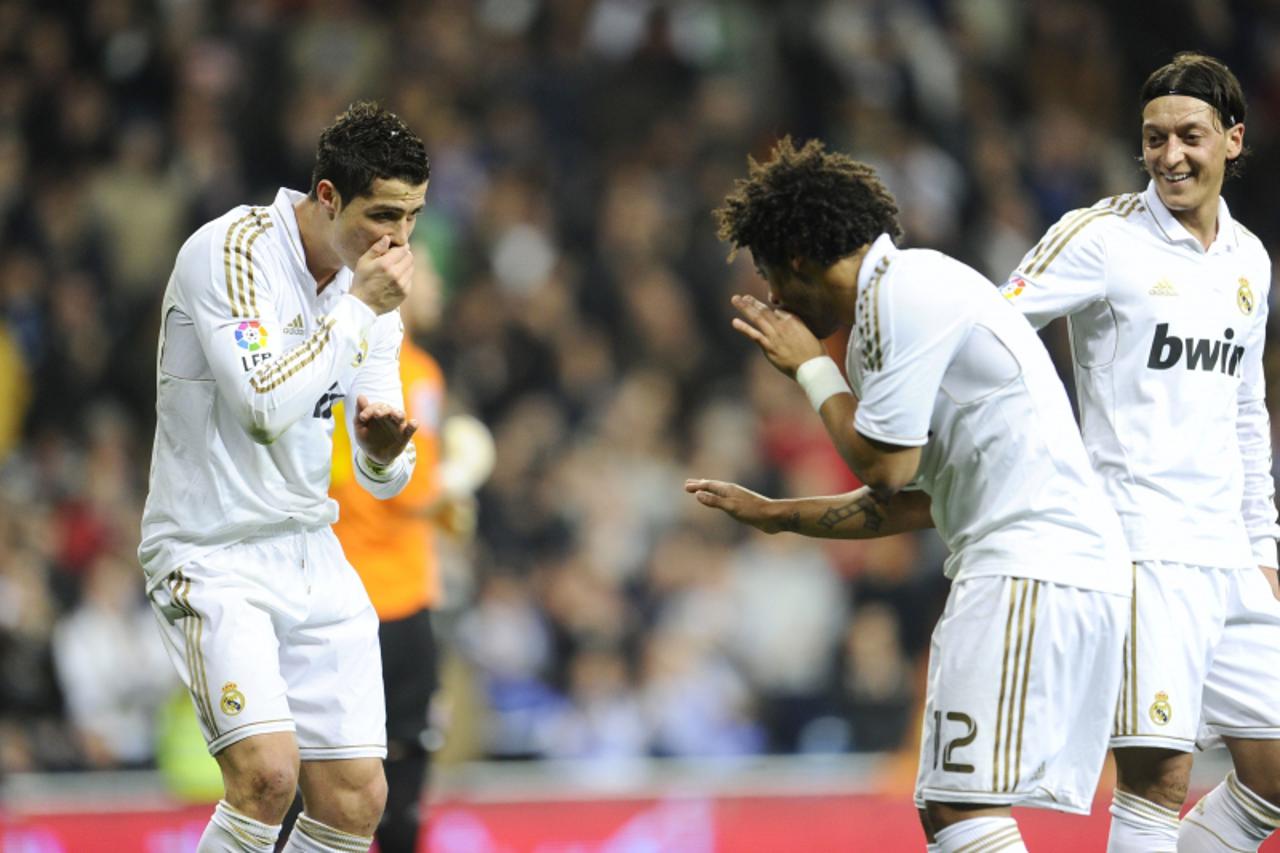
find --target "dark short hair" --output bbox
[713,137,902,271]
[308,101,430,202]
[1140,52,1248,177]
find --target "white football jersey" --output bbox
[1002,182,1278,569]
[140,188,415,590]
[847,234,1130,594]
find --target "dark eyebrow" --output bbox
[366,204,424,216]
[1142,118,1213,134]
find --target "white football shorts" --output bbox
[915,574,1128,814]
[1111,560,1280,751]
[148,525,386,759]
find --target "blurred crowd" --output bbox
[4,0,1280,778]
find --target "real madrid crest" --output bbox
[1149,691,1172,726]
[1238,277,1255,315]
[352,338,369,367]
[220,681,246,716]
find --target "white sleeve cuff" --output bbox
[355,447,403,483]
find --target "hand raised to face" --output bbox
[730,293,824,378]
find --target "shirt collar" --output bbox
[270,187,354,297]
[1142,180,1239,254]
[856,233,899,294]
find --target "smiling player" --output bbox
[1002,53,1280,853]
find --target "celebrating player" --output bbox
[138,102,428,853]
[1003,52,1280,853]
[686,138,1131,853]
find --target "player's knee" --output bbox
[228,763,299,819]
[363,768,389,820]
[344,771,387,834]
[316,765,388,834]
[216,734,301,820]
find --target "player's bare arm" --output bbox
[354,394,418,465]
[731,293,921,497]
[813,393,922,498]
[685,479,933,539]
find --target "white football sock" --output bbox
[1178,771,1280,852]
[196,799,281,852]
[934,816,1026,852]
[1107,789,1180,852]
[280,812,374,852]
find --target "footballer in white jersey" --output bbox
[688,137,1129,852]
[139,186,415,591]
[1004,52,1280,853]
[1003,185,1274,572]
[139,102,428,851]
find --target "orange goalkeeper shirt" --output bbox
[331,340,444,619]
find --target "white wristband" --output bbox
[795,356,849,413]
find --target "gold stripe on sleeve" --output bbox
[1029,209,1113,278]
[249,319,336,394]
[239,217,273,318]
[231,212,265,317]
[231,211,272,319]
[870,259,887,371]
[1021,208,1092,274]
[222,212,258,317]
[857,257,892,372]
[1020,195,1125,274]
[1114,194,1143,221]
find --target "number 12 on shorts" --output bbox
[933,710,977,774]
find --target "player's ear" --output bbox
[1226,122,1244,159]
[316,180,342,219]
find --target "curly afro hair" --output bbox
[309,101,430,203]
[714,137,901,271]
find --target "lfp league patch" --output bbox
[235,320,268,351]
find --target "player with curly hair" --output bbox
[689,138,1131,852]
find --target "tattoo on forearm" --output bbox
[817,494,887,532]
[779,512,801,533]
